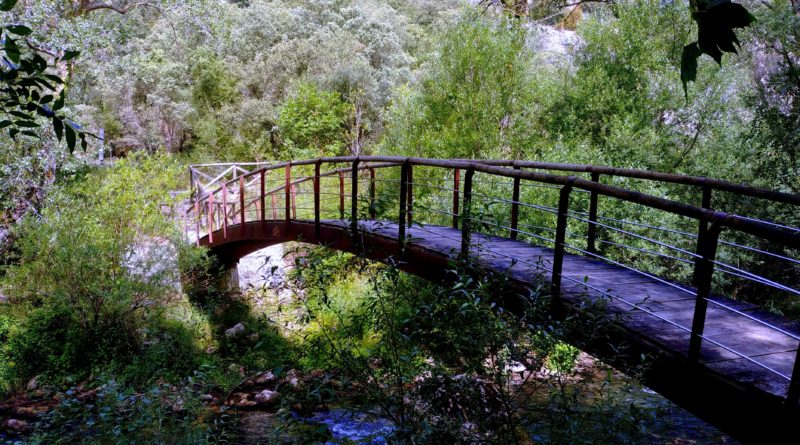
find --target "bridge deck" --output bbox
[333,219,799,399]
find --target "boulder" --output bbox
[254,389,280,406]
[225,323,246,338]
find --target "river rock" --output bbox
[254,371,276,385]
[225,323,246,338]
[26,376,39,391]
[254,389,280,406]
[2,418,31,434]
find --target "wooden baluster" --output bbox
[688,219,723,362]
[587,172,600,253]
[351,159,360,242]
[407,163,413,226]
[222,183,228,239]
[291,184,297,219]
[551,178,575,299]
[460,169,474,259]
[452,168,460,229]
[260,170,266,224]
[194,201,200,246]
[285,164,291,228]
[788,345,800,405]
[369,167,376,220]
[239,176,246,231]
[398,161,409,250]
[693,184,713,286]
[315,160,321,239]
[338,171,345,220]
[208,193,215,244]
[510,166,520,240]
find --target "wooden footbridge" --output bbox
[186,157,800,444]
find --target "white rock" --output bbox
[254,389,280,405]
[225,323,246,338]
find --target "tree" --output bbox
[0,0,87,152]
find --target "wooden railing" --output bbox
[187,156,800,403]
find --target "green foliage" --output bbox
[0,153,193,387]
[27,378,235,445]
[277,82,354,158]
[190,50,239,111]
[384,12,534,159]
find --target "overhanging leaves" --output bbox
[681,1,755,97]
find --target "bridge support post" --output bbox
[460,169,474,260]
[587,172,600,253]
[552,178,575,299]
[510,167,520,240]
[398,161,410,251]
[688,220,723,363]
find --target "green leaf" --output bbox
[65,123,76,152]
[53,90,65,111]
[53,116,63,141]
[4,37,20,64]
[0,0,17,12]
[61,50,80,61]
[5,25,32,36]
[14,120,39,128]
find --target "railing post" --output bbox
[688,219,723,363]
[552,178,575,298]
[285,164,291,228]
[369,168,376,220]
[222,183,229,239]
[208,193,215,244]
[239,176,246,229]
[194,201,200,246]
[398,161,410,250]
[693,184,713,286]
[510,167,520,240]
[452,168,460,229]
[315,160,321,239]
[788,346,800,405]
[260,170,266,223]
[338,171,345,220]
[587,172,600,253]
[407,163,414,226]
[351,158,360,242]
[460,168,474,260]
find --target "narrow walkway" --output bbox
[338,219,799,399]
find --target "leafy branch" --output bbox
[681,0,755,97]
[0,0,88,152]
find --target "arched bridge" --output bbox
[185,157,800,444]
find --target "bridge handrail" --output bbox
[190,157,800,250]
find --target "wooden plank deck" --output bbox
[342,219,800,400]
